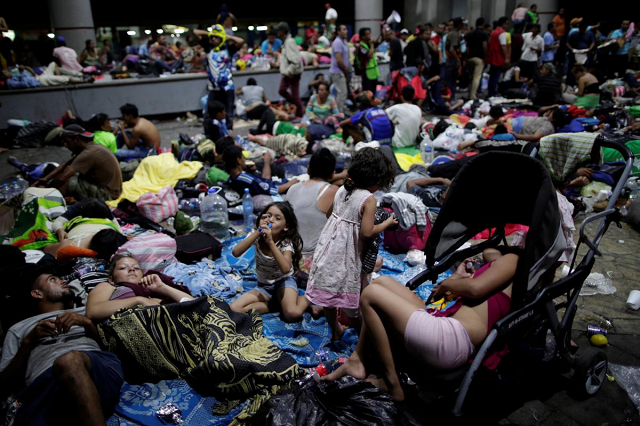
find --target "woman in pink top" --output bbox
[325,247,520,401]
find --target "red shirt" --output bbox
[487,27,506,67]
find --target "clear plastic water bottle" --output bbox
[200,188,229,240]
[242,188,254,232]
[0,183,9,201]
[10,181,21,198]
[16,176,29,192]
[420,137,435,164]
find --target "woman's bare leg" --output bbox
[325,281,420,401]
[324,320,368,381]
[370,276,427,309]
[354,283,421,401]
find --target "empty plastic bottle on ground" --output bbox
[420,137,434,164]
[10,181,21,198]
[242,188,254,232]
[0,183,9,201]
[200,188,229,240]
[16,176,29,192]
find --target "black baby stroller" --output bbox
[404,139,634,416]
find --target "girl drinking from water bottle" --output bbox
[231,201,314,320]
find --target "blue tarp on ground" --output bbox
[108,236,448,425]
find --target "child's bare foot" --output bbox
[330,322,350,341]
[374,257,384,273]
[65,110,75,119]
[309,305,324,319]
[323,351,366,381]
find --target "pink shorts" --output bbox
[404,309,475,370]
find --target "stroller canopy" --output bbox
[425,152,567,309]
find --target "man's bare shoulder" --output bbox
[136,117,157,130]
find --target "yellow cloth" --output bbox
[107,153,203,207]
[394,153,425,172]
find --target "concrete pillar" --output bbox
[452,0,467,20]
[468,0,484,27]
[491,0,508,24]
[404,0,439,32]
[48,0,95,54]
[533,0,559,33]
[355,0,383,39]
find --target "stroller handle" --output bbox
[596,136,635,162]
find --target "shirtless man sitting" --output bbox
[115,103,161,161]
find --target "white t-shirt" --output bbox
[0,307,100,386]
[325,8,338,21]
[386,103,422,148]
[499,32,508,46]
[300,51,318,66]
[502,65,521,82]
[521,33,544,62]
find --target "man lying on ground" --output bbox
[0,265,124,426]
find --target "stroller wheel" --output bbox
[571,347,608,397]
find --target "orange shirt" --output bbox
[553,15,565,37]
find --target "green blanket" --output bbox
[7,197,64,250]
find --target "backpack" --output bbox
[382,207,433,253]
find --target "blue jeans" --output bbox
[488,65,503,97]
[255,276,298,299]
[115,130,157,161]
[154,58,184,73]
[14,350,123,426]
[445,59,458,97]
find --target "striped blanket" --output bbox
[538,132,601,185]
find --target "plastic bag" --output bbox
[580,182,612,198]
[579,272,617,296]
[254,376,400,426]
[609,364,640,413]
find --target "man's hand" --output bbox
[56,228,68,241]
[24,319,58,346]
[54,312,91,334]
[577,168,593,179]
[118,122,126,132]
[263,151,273,163]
